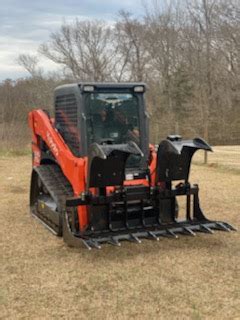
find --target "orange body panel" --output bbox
[29,110,157,231]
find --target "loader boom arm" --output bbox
[28,109,89,228]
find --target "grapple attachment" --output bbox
[87,141,143,189]
[156,136,212,182]
[63,137,236,249]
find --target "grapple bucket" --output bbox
[156,136,212,182]
[87,141,144,189]
[63,137,236,249]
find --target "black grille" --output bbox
[55,94,81,156]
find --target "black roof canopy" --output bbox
[79,82,146,89]
[55,82,147,95]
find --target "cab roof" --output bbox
[55,82,147,95]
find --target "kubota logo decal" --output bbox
[46,132,59,157]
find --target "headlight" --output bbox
[83,85,95,92]
[134,86,144,93]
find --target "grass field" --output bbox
[193,145,240,172]
[0,152,239,319]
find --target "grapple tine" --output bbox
[108,237,121,246]
[82,239,92,250]
[201,224,214,234]
[216,222,231,232]
[148,231,160,241]
[167,229,178,239]
[184,227,196,237]
[66,222,236,250]
[224,223,237,231]
[131,234,142,243]
[91,240,102,249]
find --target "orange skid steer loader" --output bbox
[28,83,236,249]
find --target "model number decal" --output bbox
[46,132,59,157]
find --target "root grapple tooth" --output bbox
[148,231,159,241]
[167,229,178,238]
[91,240,101,249]
[108,237,121,246]
[131,234,142,243]
[224,223,237,231]
[82,239,92,250]
[216,222,231,232]
[184,227,196,237]
[76,219,236,249]
[201,224,214,234]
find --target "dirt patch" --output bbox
[9,186,27,194]
[0,155,239,319]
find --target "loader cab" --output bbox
[54,83,149,169]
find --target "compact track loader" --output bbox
[29,83,235,249]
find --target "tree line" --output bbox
[0,0,239,151]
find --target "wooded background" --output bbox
[0,0,239,151]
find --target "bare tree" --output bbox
[2,0,240,151]
[39,20,115,81]
[17,54,43,78]
[115,11,151,82]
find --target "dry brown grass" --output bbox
[193,145,240,172]
[0,123,30,156]
[0,154,239,320]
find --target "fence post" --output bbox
[204,150,208,164]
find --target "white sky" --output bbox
[0,0,143,80]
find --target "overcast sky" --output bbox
[0,0,143,80]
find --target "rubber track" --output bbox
[35,165,73,208]
[33,165,73,233]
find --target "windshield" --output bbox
[85,93,140,145]
[85,92,141,167]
